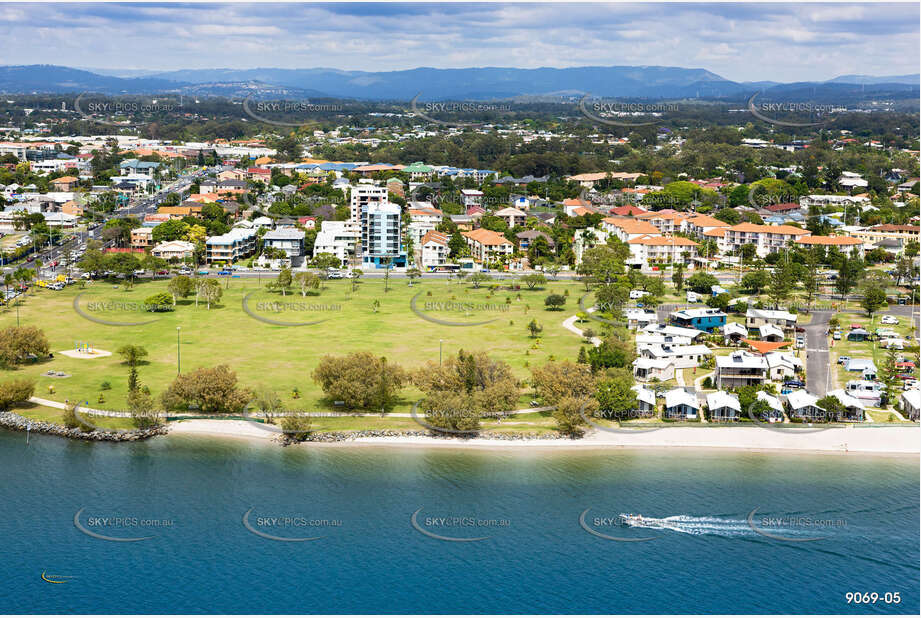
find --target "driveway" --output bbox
[805,310,832,396]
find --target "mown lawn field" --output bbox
[0,276,590,414]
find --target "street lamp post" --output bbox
[439,339,444,366]
[176,326,181,375]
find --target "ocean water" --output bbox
[1,430,917,614]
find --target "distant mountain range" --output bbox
[1,64,917,101]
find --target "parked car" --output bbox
[217,270,232,276]
[832,331,841,340]
[838,356,851,365]
[686,291,700,303]
[197,270,209,275]
[133,269,146,276]
[629,290,650,300]
[795,337,805,349]
[897,374,915,381]
[784,379,806,388]
[881,316,899,325]
[903,379,918,389]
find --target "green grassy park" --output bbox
[1,276,591,418]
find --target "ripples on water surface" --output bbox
[0,431,917,614]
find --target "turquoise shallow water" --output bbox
[1,430,918,614]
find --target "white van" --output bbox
[686,291,700,303]
[629,290,650,300]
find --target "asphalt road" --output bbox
[805,310,833,396]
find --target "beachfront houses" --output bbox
[631,385,657,417]
[756,391,785,422]
[900,389,920,421]
[715,351,768,389]
[706,390,741,422]
[785,390,827,422]
[664,388,699,420]
[827,389,866,422]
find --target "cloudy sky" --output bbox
[1,2,918,82]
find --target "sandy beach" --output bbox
[167,419,920,454]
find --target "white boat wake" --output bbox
[620,513,796,537]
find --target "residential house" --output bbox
[756,391,785,422]
[50,176,79,191]
[722,322,748,345]
[247,167,272,183]
[631,384,657,417]
[900,389,920,421]
[746,308,797,332]
[670,308,727,333]
[262,228,305,258]
[642,323,707,341]
[826,389,865,422]
[119,159,160,177]
[151,240,195,260]
[637,343,712,369]
[707,391,741,422]
[765,351,802,381]
[624,308,658,330]
[715,351,768,389]
[663,388,699,420]
[758,323,785,342]
[785,390,827,422]
[632,358,676,382]
[61,200,83,216]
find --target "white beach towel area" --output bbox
[168,420,920,454]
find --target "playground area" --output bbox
[58,342,112,359]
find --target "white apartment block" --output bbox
[313,220,361,267]
[420,230,450,269]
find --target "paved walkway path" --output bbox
[29,397,553,419]
[562,310,602,347]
